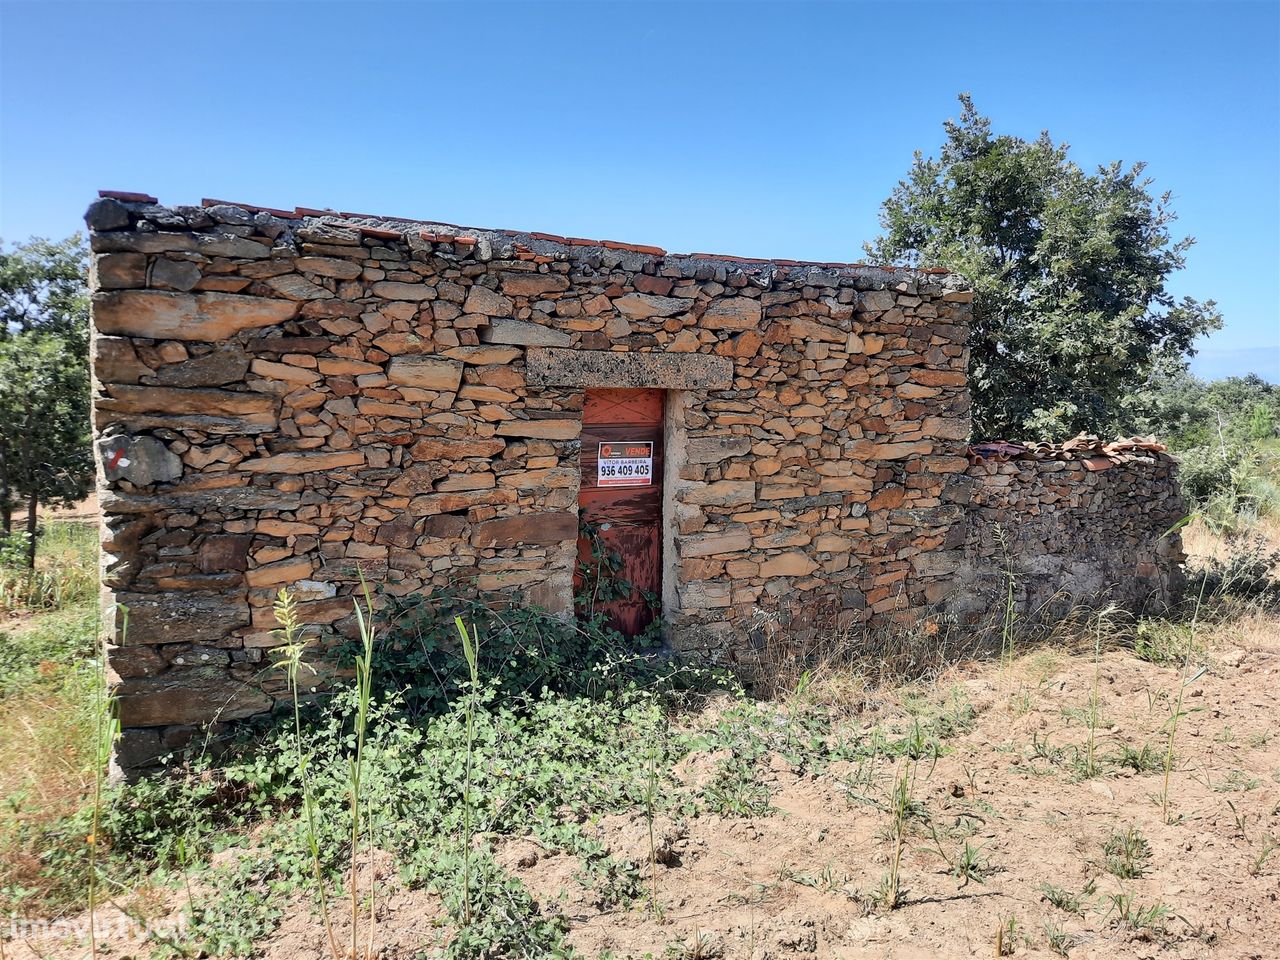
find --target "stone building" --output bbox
[85,192,1185,768]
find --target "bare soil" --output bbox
[538,631,1280,960]
[18,614,1279,960]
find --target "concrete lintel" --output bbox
[526,348,733,390]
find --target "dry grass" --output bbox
[1183,512,1280,565]
[0,683,98,914]
[0,522,101,918]
[1201,601,1280,651]
[0,683,96,812]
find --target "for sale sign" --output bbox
[597,441,654,487]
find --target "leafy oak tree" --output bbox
[866,95,1222,440]
[0,236,93,565]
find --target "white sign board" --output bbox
[597,441,654,488]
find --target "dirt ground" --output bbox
[17,610,1278,960]
[529,629,1280,960]
[9,510,1278,960]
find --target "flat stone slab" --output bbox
[481,318,571,347]
[115,667,272,727]
[93,290,297,341]
[526,348,733,390]
[110,591,250,645]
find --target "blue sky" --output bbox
[2,0,1276,380]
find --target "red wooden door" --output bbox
[576,389,664,638]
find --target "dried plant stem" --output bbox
[454,614,480,927]
[176,836,196,918]
[272,590,341,960]
[351,576,378,960]
[87,604,119,960]
[1083,609,1110,779]
[994,525,1019,705]
[1161,580,1207,824]
[645,742,659,915]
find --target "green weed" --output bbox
[1102,826,1151,880]
[702,756,772,818]
[995,914,1020,956]
[1101,892,1169,936]
[1039,878,1095,915]
[0,523,97,614]
[1114,741,1164,774]
[1133,621,1202,666]
[1042,919,1078,956]
[271,589,340,960]
[872,758,922,910]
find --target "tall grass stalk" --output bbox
[87,604,120,960]
[879,758,916,910]
[175,836,196,919]
[1161,580,1208,824]
[645,738,660,916]
[271,589,341,960]
[1081,606,1116,779]
[994,525,1018,697]
[351,576,378,960]
[453,614,480,927]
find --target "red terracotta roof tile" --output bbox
[601,240,666,256]
[99,190,157,203]
[358,226,404,241]
[967,433,1168,468]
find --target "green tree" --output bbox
[0,236,93,565]
[866,95,1222,440]
[1127,368,1280,451]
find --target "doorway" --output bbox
[575,388,664,637]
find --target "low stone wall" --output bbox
[944,450,1187,624]
[85,193,977,768]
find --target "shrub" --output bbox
[0,522,97,613]
[1177,440,1280,532]
[1191,533,1280,602]
[362,586,715,718]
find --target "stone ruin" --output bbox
[84,191,1187,770]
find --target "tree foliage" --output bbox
[0,236,93,564]
[1126,366,1280,518]
[1128,366,1279,451]
[866,95,1222,440]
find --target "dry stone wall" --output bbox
[946,448,1187,624]
[86,193,977,768]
